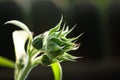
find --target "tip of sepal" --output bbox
[49,15,63,35]
[62,25,76,37]
[64,26,69,34]
[72,43,80,50]
[66,24,76,35]
[57,53,81,62]
[58,22,66,36]
[69,32,84,41]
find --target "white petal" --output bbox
[5,20,33,40]
[12,30,28,61]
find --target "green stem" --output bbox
[17,64,32,80]
[16,54,32,80]
[51,62,62,80]
[17,40,33,80]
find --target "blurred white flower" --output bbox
[12,30,28,63]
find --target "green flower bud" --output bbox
[47,41,64,58]
[31,17,81,66]
[40,54,58,66]
[43,18,81,62]
[32,34,43,50]
[40,54,52,66]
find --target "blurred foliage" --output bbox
[0,56,14,68]
[91,0,112,11]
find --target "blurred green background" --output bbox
[0,0,120,80]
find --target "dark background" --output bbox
[0,0,120,80]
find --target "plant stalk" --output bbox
[17,63,32,80]
[51,62,62,80]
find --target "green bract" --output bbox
[32,17,81,66]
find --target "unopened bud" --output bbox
[32,34,43,50]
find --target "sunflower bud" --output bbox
[32,17,81,66]
[44,19,81,62]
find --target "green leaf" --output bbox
[0,56,15,68]
[51,62,62,80]
[5,20,32,40]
